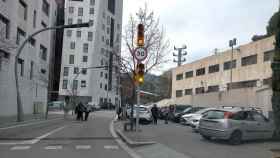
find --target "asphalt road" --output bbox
[132,120,280,158]
[0,111,131,158]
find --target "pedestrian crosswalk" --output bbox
[6,145,119,151]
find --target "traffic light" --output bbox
[137,24,144,47]
[135,63,145,84]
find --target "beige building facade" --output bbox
[172,36,275,117]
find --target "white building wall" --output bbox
[0,0,57,116]
[59,0,122,106]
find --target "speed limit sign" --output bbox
[134,47,147,61]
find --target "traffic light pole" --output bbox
[136,85,140,132]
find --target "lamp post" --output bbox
[228,38,237,90]
[15,22,92,122]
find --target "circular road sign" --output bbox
[134,47,147,61]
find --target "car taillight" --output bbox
[224,112,233,119]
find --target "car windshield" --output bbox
[1,0,279,158]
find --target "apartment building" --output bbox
[0,0,57,116]
[172,36,275,117]
[58,0,123,107]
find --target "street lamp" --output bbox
[15,22,92,122]
[228,38,237,90]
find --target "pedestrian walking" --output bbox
[151,104,159,125]
[75,102,84,121]
[117,106,122,120]
[84,103,91,121]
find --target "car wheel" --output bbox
[201,135,211,140]
[229,130,242,145]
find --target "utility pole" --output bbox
[229,38,237,90]
[173,45,187,66]
[14,22,92,122]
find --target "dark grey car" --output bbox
[199,108,275,145]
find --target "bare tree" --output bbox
[122,4,170,79]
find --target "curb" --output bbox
[109,119,143,158]
[116,129,156,147]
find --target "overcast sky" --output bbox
[122,0,279,75]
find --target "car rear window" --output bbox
[203,110,225,119]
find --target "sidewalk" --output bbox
[0,111,64,128]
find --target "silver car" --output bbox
[199,108,275,145]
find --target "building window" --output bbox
[0,13,10,39]
[69,6,74,14]
[89,8,94,14]
[263,78,272,86]
[108,0,115,14]
[264,50,274,62]
[63,67,69,76]
[83,43,88,53]
[41,68,46,74]
[81,80,86,88]
[100,59,104,66]
[30,61,34,79]
[77,19,82,24]
[33,10,37,28]
[106,39,109,45]
[176,73,183,80]
[74,67,79,74]
[76,30,81,38]
[107,27,110,34]
[185,71,193,79]
[102,36,105,42]
[18,0,27,20]
[228,80,257,89]
[41,21,47,28]
[42,0,50,16]
[100,72,103,77]
[70,42,75,49]
[184,89,192,95]
[73,80,78,90]
[40,45,47,61]
[29,37,36,46]
[107,16,110,25]
[78,7,83,16]
[68,18,73,24]
[66,30,72,37]
[176,90,183,97]
[196,68,205,76]
[0,50,9,71]
[241,54,257,66]
[83,56,88,62]
[100,83,102,89]
[208,64,219,73]
[82,68,87,75]
[62,80,68,89]
[104,84,108,90]
[88,32,93,41]
[90,0,95,5]
[224,60,236,70]
[105,73,108,79]
[18,58,24,76]
[207,85,219,93]
[16,28,26,45]
[69,55,74,64]
[89,19,94,26]
[195,87,205,94]
[102,24,105,30]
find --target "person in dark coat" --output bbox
[76,102,84,121]
[84,103,91,121]
[151,104,159,125]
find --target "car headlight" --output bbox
[192,119,199,122]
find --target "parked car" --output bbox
[127,105,152,124]
[47,101,65,111]
[181,108,215,125]
[178,107,205,123]
[199,108,275,145]
[169,104,192,122]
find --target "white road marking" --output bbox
[0,126,67,146]
[104,145,119,150]
[76,145,91,150]
[0,118,63,130]
[44,145,63,150]
[10,146,31,150]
